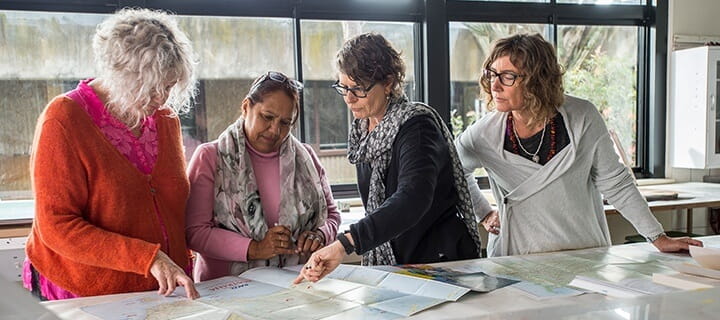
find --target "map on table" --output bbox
[371,264,518,292]
[81,264,470,319]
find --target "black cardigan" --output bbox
[348,115,480,264]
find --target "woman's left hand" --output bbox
[149,251,199,299]
[652,235,703,252]
[296,230,325,255]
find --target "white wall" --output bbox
[666,0,720,183]
[668,0,720,40]
[605,0,720,244]
[662,0,720,236]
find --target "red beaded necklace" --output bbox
[507,112,558,163]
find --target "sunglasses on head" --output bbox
[249,71,303,94]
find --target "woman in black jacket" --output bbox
[295,32,482,283]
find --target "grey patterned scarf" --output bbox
[213,117,327,274]
[347,96,482,266]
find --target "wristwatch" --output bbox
[337,231,355,255]
[645,231,666,243]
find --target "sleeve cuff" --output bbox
[143,244,162,278]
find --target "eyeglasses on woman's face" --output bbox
[482,68,524,87]
[331,81,376,98]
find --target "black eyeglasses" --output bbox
[331,81,376,98]
[482,68,524,87]
[249,71,303,94]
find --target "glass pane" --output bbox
[448,22,547,178]
[448,22,547,137]
[301,20,417,184]
[0,11,294,203]
[178,15,294,162]
[557,0,643,4]
[0,11,105,201]
[558,25,638,165]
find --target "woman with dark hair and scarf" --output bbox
[186,71,341,281]
[295,33,482,283]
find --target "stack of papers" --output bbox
[666,261,720,279]
[652,272,720,290]
[568,276,651,298]
[568,265,679,297]
[689,245,720,269]
[654,246,720,290]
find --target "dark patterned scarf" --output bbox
[347,96,482,266]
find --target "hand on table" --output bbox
[652,235,703,252]
[149,251,199,299]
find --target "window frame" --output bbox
[444,0,666,188]
[0,0,667,196]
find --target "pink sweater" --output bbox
[185,141,341,281]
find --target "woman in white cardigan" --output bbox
[455,33,702,257]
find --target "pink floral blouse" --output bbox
[23,79,160,300]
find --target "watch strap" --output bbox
[337,232,355,255]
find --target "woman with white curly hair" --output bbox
[23,8,199,300]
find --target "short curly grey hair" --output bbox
[93,8,197,128]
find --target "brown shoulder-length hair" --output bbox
[481,33,565,127]
[335,32,406,99]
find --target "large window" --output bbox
[449,22,546,137]
[0,0,666,206]
[559,25,639,165]
[0,11,104,200]
[176,16,295,161]
[448,22,546,178]
[447,0,659,183]
[0,10,295,201]
[300,20,417,184]
[450,24,641,166]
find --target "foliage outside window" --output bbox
[449,22,639,169]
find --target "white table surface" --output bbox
[41,235,720,320]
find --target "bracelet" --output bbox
[337,232,355,255]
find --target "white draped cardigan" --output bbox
[455,95,664,257]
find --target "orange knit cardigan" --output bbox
[25,95,191,296]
